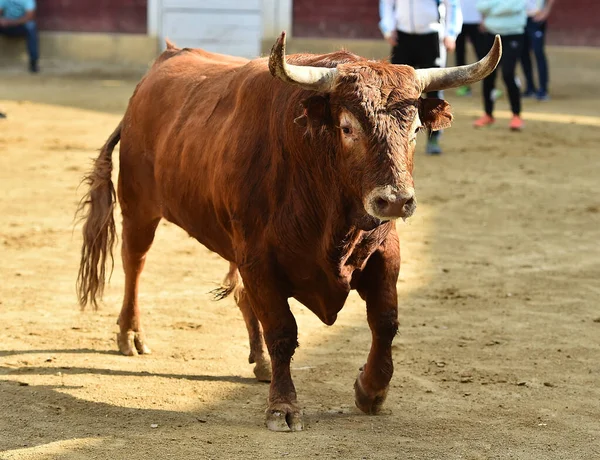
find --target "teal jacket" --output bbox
[476,0,526,35]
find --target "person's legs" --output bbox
[530,20,549,98]
[456,29,467,67]
[500,34,524,130]
[467,23,485,61]
[501,34,523,115]
[23,21,39,72]
[456,24,480,96]
[521,18,536,96]
[0,21,39,72]
[414,32,444,153]
[390,31,416,67]
[474,33,497,127]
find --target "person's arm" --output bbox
[534,0,555,22]
[379,0,398,46]
[442,0,463,52]
[0,9,34,27]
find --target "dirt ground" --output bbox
[1,46,599,460]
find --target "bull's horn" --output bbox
[269,31,338,92]
[415,35,502,93]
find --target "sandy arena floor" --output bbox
[1,47,599,459]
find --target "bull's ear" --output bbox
[418,98,453,131]
[295,95,332,128]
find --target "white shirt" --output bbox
[379,0,463,40]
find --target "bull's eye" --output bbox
[341,125,352,135]
[414,126,422,134]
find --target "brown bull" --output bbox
[77,32,501,431]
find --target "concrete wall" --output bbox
[0,32,157,67]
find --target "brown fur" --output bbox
[76,40,454,430]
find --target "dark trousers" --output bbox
[521,17,548,93]
[481,33,523,116]
[0,21,39,63]
[391,31,441,139]
[455,23,485,67]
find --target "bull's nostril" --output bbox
[375,197,388,209]
[404,197,415,208]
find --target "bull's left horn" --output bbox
[269,31,338,92]
[415,35,502,93]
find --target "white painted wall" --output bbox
[148,0,292,58]
[261,0,293,41]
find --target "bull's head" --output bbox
[269,32,501,222]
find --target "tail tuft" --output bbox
[76,122,122,310]
[210,262,240,301]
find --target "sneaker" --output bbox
[29,60,39,73]
[456,85,472,97]
[473,114,495,128]
[536,91,550,101]
[426,137,442,155]
[509,115,524,131]
[522,88,536,98]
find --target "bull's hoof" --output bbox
[265,403,303,432]
[354,371,388,415]
[117,331,152,356]
[253,360,272,382]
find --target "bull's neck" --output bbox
[274,110,387,269]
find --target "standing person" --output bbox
[455,0,484,96]
[521,0,555,100]
[379,0,463,155]
[473,0,526,131]
[0,0,39,73]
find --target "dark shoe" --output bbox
[426,137,442,155]
[29,60,39,73]
[0,112,6,119]
[536,90,550,101]
[522,89,536,98]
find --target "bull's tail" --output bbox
[210,262,242,301]
[76,121,122,310]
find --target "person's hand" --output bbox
[384,30,397,47]
[533,7,550,22]
[444,36,456,52]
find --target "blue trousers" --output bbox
[0,21,39,62]
[521,18,548,93]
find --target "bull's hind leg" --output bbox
[115,149,162,356]
[116,213,161,355]
[235,287,271,382]
[214,263,271,382]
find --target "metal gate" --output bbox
[159,0,262,58]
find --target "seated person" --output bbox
[0,0,39,72]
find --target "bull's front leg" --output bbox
[240,268,303,432]
[355,232,400,414]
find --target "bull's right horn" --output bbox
[269,31,338,92]
[415,35,502,93]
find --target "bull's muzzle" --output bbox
[364,186,416,220]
